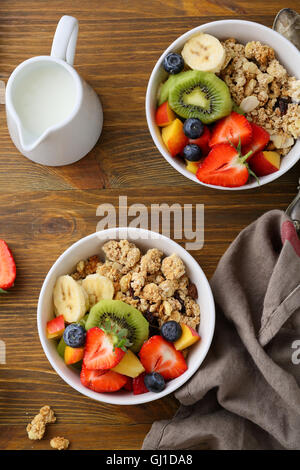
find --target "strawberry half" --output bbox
[83,326,127,370]
[139,335,187,381]
[80,365,127,393]
[0,240,16,290]
[209,111,252,148]
[242,123,270,158]
[123,376,133,391]
[132,372,149,395]
[196,142,254,188]
[189,125,211,156]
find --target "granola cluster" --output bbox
[71,255,101,280]
[72,240,200,330]
[50,436,70,450]
[220,38,300,156]
[26,405,56,440]
[26,406,70,450]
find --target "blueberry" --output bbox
[163,53,184,74]
[144,372,165,393]
[63,324,86,348]
[183,144,202,162]
[161,321,182,342]
[183,118,204,139]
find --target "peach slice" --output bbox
[162,118,188,157]
[47,315,65,339]
[185,160,200,175]
[249,150,280,177]
[155,101,175,127]
[64,346,84,365]
[174,323,201,351]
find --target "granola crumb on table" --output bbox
[26,414,46,440]
[220,38,300,156]
[39,405,56,424]
[50,436,70,450]
[26,406,56,440]
[26,406,70,449]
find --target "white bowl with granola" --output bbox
[37,228,215,405]
[146,20,300,190]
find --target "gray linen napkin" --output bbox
[143,210,300,450]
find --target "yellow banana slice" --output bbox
[182,33,226,73]
[53,275,89,323]
[81,274,114,307]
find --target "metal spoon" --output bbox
[273,10,300,234]
[286,178,300,235]
[273,8,300,50]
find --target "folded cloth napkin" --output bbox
[143,210,300,450]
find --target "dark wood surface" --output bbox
[0,0,299,450]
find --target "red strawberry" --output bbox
[189,125,211,156]
[123,376,133,391]
[132,372,149,395]
[83,327,126,370]
[196,143,254,188]
[80,365,127,393]
[242,123,270,158]
[0,240,16,290]
[139,335,187,381]
[209,111,252,148]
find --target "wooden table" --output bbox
[0,0,299,451]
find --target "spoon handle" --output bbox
[286,178,300,235]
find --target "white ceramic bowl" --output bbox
[146,20,300,190]
[37,228,215,405]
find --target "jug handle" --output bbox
[51,15,78,66]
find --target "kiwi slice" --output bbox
[168,70,232,124]
[158,72,185,106]
[79,314,89,329]
[57,336,66,359]
[85,300,149,353]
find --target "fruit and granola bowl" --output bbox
[146,20,300,190]
[37,228,215,405]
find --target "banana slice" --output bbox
[53,275,89,323]
[81,274,114,307]
[182,33,226,73]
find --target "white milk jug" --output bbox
[5,15,103,166]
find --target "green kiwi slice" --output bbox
[57,336,66,358]
[168,70,232,124]
[157,72,185,106]
[85,300,149,353]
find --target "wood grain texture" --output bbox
[0,0,299,450]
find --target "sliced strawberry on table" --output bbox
[139,335,187,381]
[0,240,16,290]
[132,372,149,395]
[83,325,128,370]
[189,125,211,156]
[242,122,270,158]
[196,142,254,188]
[209,111,252,148]
[80,365,127,393]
